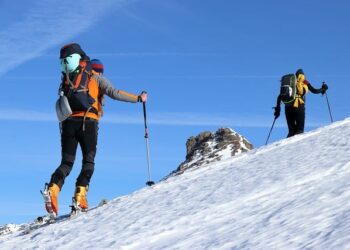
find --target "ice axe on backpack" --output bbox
[141,92,155,186]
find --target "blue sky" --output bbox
[0,0,349,224]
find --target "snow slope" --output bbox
[1,118,350,249]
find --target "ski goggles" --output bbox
[60,53,81,73]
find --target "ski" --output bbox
[20,198,109,235]
[1,184,110,236]
[21,184,59,234]
[21,214,70,235]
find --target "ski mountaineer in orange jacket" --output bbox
[45,43,147,215]
[274,69,328,137]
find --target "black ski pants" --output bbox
[285,105,305,137]
[50,117,98,189]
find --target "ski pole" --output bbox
[322,83,333,123]
[142,98,155,186]
[265,117,277,145]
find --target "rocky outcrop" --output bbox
[165,128,253,178]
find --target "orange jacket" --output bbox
[70,75,139,120]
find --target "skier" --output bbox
[273,69,328,137]
[46,43,147,215]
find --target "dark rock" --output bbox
[165,127,253,179]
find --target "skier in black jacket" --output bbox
[274,69,328,137]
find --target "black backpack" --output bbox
[280,74,297,104]
[60,60,97,114]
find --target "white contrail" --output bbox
[0,0,131,76]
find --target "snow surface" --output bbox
[1,118,350,249]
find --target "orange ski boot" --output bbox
[74,186,88,211]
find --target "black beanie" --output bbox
[60,43,89,60]
[295,68,304,77]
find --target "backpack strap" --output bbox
[63,60,92,91]
[78,61,94,131]
[82,106,93,131]
[74,61,90,89]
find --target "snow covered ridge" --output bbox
[166,127,253,178]
[1,118,350,249]
[0,224,22,236]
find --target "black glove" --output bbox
[321,83,328,94]
[138,91,148,102]
[273,106,280,119]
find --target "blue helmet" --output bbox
[60,53,81,73]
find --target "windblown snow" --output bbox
[1,118,350,249]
